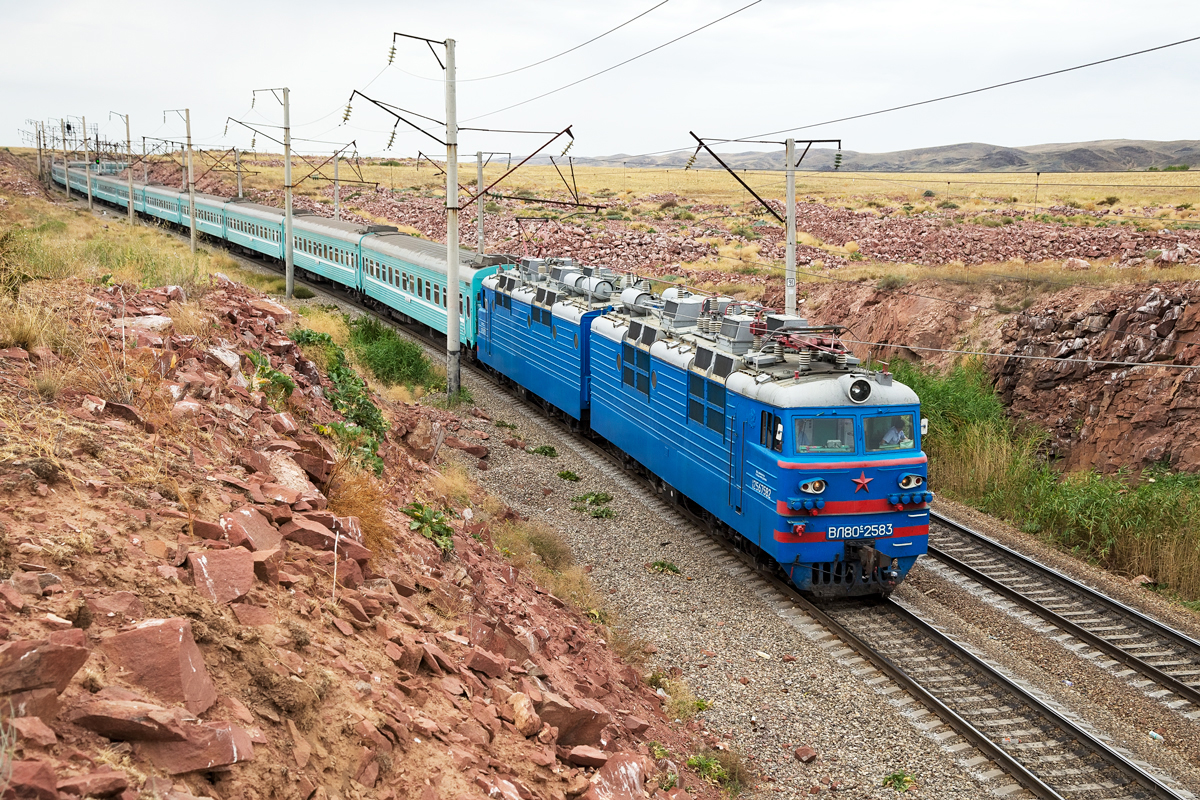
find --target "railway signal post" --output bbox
[445,38,461,397]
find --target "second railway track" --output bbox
[926,513,1200,719]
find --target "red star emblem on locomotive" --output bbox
[852,471,873,493]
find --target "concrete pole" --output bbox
[142,138,148,183]
[235,148,243,198]
[334,151,340,221]
[476,150,484,256]
[61,119,70,199]
[445,38,461,397]
[283,88,294,299]
[83,116,93,211]
[185,110,196,253]
[785,137,796,317]
[34,124,42,183]
[125,114,134,225]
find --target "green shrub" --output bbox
[349,316,435,388]
[403,502,454,552]
[1098,196,1119,206]
[557,470,580,482]
[876,275,908,291]
[531,445,558,457]
[922,190,935,198]
[292,285,316,299]
[936,200,958,209]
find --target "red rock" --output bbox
[5,689,60,720]
[220,506,281,552]
[622,715,650,734]
[188,548,254,604]
[335,558,363,589]
[290,452,331,484]
[56,770,129,798]
[10,716,57,747]
[0,638,90,696]
[567,745,608,768]
[579,753,654,800]
[280,517,372,563]
[107,402,154,431]
[445,436,488,459]
[136,721,255,774]
[100,618,217,714]
[231,605,275,626]
[189,519,224,540]
[252,548,283,585]
[536,692,612,748]
[0,583,25,611]
[87,592,145,621]
[11,572,42,596]
[268,413,298,434]
[6,760,58,800]
[68,699,192,741]
[781,654,797,663]
[339,596,370,623]
[236,448,272,475]
[465,647,505,679]
[795,746,817,763]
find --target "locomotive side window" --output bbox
[795,417,855,453]
[771,415,784,452]
[865,413,915,452]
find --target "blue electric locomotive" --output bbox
[483,260,930,596]
[50,162,929,597]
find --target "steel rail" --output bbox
[878,597,1186,800]
[791,594,1063,800]
[929,511,1200,706]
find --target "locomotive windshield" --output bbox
[794,417,855,454]
[865,413,916,452]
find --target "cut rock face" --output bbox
[100,618,217,714]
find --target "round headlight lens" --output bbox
[848,379,871,404]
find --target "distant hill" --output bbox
[552,139,1200,172]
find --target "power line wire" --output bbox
[461,0,762,123]
[730,34,1200,141]
[463,1,676,83]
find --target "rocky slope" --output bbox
[0,271,721,799]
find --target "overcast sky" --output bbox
[5,1,1199,162]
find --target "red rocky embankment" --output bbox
[991,281,1200,473]
[0,276,717,800]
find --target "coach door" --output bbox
[728,412,743,515]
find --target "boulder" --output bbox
[188,549,255,605]
[0,638,90,696]
[100,618,217,714]
[536,692,611,747]
[464,647,506,679]
[579,754,654,800]
[280,517,372,563]
[56,770,129,797]
[252,548,284,585]
[5,760,59,800]
[509,692,541,737]
[567,745,608,768]
[69,699,192,741]
[9,716,57,747]
[136,721,255,775]
[220,507,282,552]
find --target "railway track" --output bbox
[926,513,1200,719]
[147,224,1195,799]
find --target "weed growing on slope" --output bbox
[403,502,455,553]
[348,316,436,388]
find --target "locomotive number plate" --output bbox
[826,523,893,540]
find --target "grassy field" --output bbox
[215,153,1200,219]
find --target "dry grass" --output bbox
[166,300,214,339]
[431,464,476,509]
[325,457,393,556]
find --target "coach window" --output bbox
[795,417,855,454]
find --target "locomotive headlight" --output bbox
[898,474,924,490]
[799,479,826,494]
[847,378,871,404]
